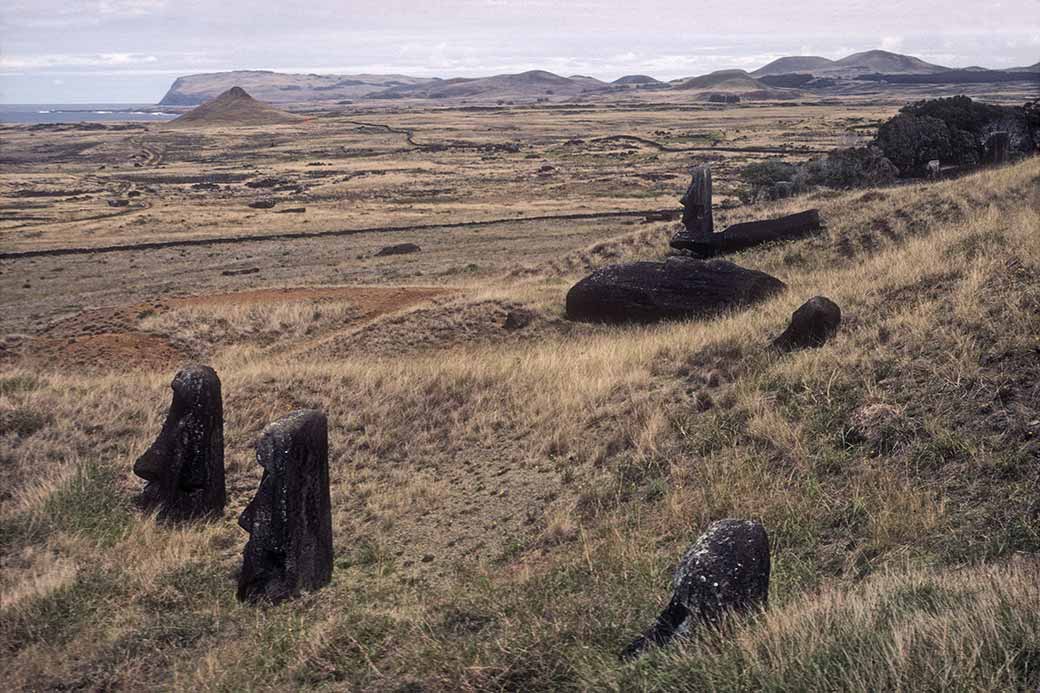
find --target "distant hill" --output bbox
[1007,62,1040,73]
[159,70,435,106]
[673,69,764,91]
[751,56,835,77]
[167,87,304,127]
[368,70,604,100]
[750,50,950,78]
[157,50,1035,107]
[829,50,949,75]
[612,75,665,85]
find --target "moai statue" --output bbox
[134,365,225,520]
[621,519,770,659]
[984,131,1010,165]
[237,409,333,603]
[680,165,714,236]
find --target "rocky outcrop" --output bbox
[237,409,333,603]
[622,519,771,659]
[772,296,841,351]
[134,365,225,520]
[565,258,785,324]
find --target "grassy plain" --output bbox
[1,92,1038,691]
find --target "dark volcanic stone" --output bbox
[237,409,333,603]
[680,165,713,236]
[503,309,533,330]
[107,199,130,207]
[565,258,785,324]
[772,296,842,351]
[248,199,277,209]
[622,519,771,659]
[375,243,421,256]
[672,209,822,257]
[133,365,225,520]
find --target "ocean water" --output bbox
[0,104,178,124]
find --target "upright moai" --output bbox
[134,365,225,520]
[680,165,714,237]
[237,409,333,603]
[985,131,1010,165]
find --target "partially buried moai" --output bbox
[134,365,226,520]
[237,409,333,603]
[680,164,714,237]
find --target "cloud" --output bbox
[0,53,159,71]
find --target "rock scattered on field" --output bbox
[565,258,785,324]
[375,243,421,256]
[134,365,226,520]
[621,518,771,659]
[237,409,333,603]
[771,296,841,351]
[248,199,276,209]
[503,309,533,330]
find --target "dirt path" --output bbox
[0,207,677,260]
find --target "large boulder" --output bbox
[565,258,785,324]
[237,409,333,603]
[622,519,771,659]
[134,365,225,520]
[771,296,841,351]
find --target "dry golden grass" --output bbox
[1,140,1037,689]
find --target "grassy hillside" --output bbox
[2,158,1038,691]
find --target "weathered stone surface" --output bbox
[772,296,841,351]
[565,258,785,324]
[248,199,276,209]
[237,409,333,603]
[622,519,771,659]
[672,209,822,257]
[679,165,713,236]
[134,365,225,520]
[375,242,421,256]
[503,309,533,330]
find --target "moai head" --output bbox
[134,365,225,520]
[237,409,333,603]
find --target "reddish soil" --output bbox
[15,285,455,373]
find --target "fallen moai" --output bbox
[237,409,333,603]
[669,164,822,257]
[621,519,771,659]
[772,296,842,351]
[134,365,226,520]
[565,257,785,324]
[674,209,822,258]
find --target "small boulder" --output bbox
[375,243,421,256]
[565,258,785,324]
[237,409,333,603]
[107,199,130,207]
[503,309,533,330]
[134,365,225,520]
[621,519,771,659]
[772,296,841,351]
[248,199,276,209]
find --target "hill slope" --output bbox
[168,87,304,127]
[3,154,1037,689]
[751,56,835,77]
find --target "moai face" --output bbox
[237,409,333,603]
[134,365,225,520]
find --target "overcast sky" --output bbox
[1,0,1038,103]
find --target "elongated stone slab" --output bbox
[237,409,333,603]
[134,365,225,520]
